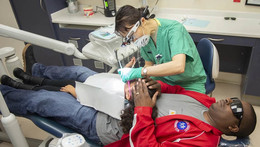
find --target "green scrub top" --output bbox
[140,18,206,93]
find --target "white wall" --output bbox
[0,0,24,62]
[78,0,260,12]
[158,0,260,12]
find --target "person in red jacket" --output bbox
[107,78,257,147]
[0,46,256,146]
[1,44,255,146]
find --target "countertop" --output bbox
[51,6,260,38]
[51,6,114,27]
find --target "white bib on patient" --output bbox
[75,73,125,120]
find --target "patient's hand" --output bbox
[60,85,77,98]
[144,78,161,96]
[124,57,136,68]
[133,79,159,107]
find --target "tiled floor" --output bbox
[1,81,260,146]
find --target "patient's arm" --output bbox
[60,85,77,98]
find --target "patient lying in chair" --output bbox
[0,45,257,146]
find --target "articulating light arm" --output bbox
[0,24,87,59]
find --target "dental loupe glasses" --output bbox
[122,20,141,45]
[117,6,152,46]
[114,20,141,69]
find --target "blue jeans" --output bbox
[32,63,97,82]
[0,63,102,145]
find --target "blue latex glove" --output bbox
[118,67,143,83]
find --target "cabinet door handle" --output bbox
[40,0,47,13]
[69,37,81,41]
[85,38,90,42]
[207,38,224,42]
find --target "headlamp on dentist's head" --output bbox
[120,6,154,46]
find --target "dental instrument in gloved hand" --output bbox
[118,67,143,83]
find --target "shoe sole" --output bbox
[22,43,32,73]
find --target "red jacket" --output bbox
[106,81,222,147]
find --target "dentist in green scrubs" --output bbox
[115,5,206,93]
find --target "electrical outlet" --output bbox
[94,61,104,69]
[73,58,82,66]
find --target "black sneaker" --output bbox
[0,75,22,88]
[13,67,44,85]
[22,44,37,75]
[13,67,30,81]
[1,74,35,90]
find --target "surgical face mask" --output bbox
[134,34,150,48]
[134,26,150,48]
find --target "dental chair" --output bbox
[196,38,251,147]
[0,24,251,147]
[196,38,219,95]
[0,24,140,147]
[25,114,101,147]
[0,24,107,146]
